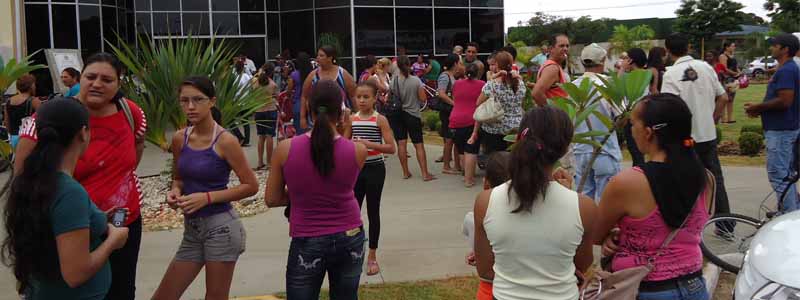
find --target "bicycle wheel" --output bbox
[700,213,762,274]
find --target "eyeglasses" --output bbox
[179,96,210,106]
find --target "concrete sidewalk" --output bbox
[0,132,774,299]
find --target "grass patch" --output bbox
[719,84,765,144]
[274,276,479,300]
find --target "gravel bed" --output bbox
[139,170,271,232]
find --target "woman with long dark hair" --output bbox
[718,42,741,124]
[288,52,313,134]
[473,106,597,300]
[438,53,463,175]
[15,53,147,300]
[300,45,357,131]
[450,63,485,187]
[266,80,368,300]
[471,51,525,154]
[595,94,713,300]
[647,47,667,94]
[254,63,280,170]
[620,48,649,167]
[3,97,129,299]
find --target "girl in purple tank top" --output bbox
[266,80,368,300]
[595,94,712,300]
[153,76,258,300]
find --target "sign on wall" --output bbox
[45,49,83,95]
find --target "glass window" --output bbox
[183,13,210,35]
[240,13,265,35]
[281,11,314,58]
[124,0,134,9]
[266,0,278,11]
[434,8,468,55]
[182,0,208,11]
[396,0,431,6]
[80,6,102,56]
[396,8,433,55]
[211,0,237,11]
[213,13,238,35]
[471,9,503,53]
[470,0,502,7]
[316,0,348,7]
[435,0,467,6]
[354,0,392,5]
[239,0,264,11]
[126,12,136,41]
[315,8,351,57]
[153,12,181,35]
[103,6,119,44]
[354,8,394,57]
[102,0,115,5]
[79,0,99,3]
[267,13,280,58]
[230,38,266,67]
[280,0,312,11]
[52,4,79,49]
[135,12,152,35]
[25,4,50,51]
[152,0,179,11]
[338,58,353,75]
[116,8,129,45]
[134,0,149,11]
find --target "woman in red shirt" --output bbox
[15,53,147,300]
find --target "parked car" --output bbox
[734,210,800,299]
[746,56,778,77]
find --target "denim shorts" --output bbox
[175,209,246,263]
[638,276,709,300]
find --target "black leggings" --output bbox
[354,163,386,250]
[105,217,142,300]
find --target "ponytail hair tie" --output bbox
[683,138,695,148]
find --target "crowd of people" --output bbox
[1,31,799,300]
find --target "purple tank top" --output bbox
[283,134,362,237]
[291,70,302,102]
[177,126,232,218]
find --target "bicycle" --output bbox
[699,137,799,274]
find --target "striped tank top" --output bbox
[351,111,384,165]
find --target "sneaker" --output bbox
[714,228,735,242]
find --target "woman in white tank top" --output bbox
[473,106,598,300]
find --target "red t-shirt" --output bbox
[20,99,147,225]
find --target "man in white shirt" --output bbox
[241,53,257,76]
[661,33,731,222]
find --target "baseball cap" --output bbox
[581,43,607,66]
[768,33,800,56]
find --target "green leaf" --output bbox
[574,102,600,128]
[574,130,609,140]
[591,110,615,130]
[572,137,604,148]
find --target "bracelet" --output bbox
[206,192,212,205]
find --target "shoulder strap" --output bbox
[211,125,225,146]
[117,98,135,132]
[705,170,717,216]
[183,127,193,146]
[653,205,694,260]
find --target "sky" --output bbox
[504,0,771,30]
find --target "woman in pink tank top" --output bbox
[265,80,368,300]
[594,94,712,300]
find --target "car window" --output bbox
[765,58,776,63]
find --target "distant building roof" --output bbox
[716,25,770,37]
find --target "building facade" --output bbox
[4,0,503,94]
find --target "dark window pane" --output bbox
[134,0,149,10]
[52,4,79,49]
[125,0,134,9]
[266,0,278,11]
[182,0,208,11]
[434,0,467,6]
[267,13,280,57]
[102,0,115,5]
[240,13,265,35]
[280,0,312,11]
[126,12,135,41]
[213,13,238,35]
[229,38,266,67]
[338,58,353,75]
[115,8,128,46]
[434,8,468,55]
[79,0,99,3]
[152,0,179,11]
[281,11,314,58]
[136,12,152,35]
[354,8,394,56]
[396,8,433,55]
[103,6,119,45]
[471,9,503,53]
[470,0,502,7]
[316,0,348,7]
[25,4,51,51]
[183,13,210,35]
[239,0,264,11]
[396,0,431,6]
[211,0,237,11]
[80,6,102,56]
[153,12,181,35]
[315,8,351,57]
[354,0,392,5]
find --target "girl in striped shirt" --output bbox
[347,80,396,276]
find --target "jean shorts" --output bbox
[175,209,246,263]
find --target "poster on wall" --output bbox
[45,49,83,95]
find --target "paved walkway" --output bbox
[0,134,774,300]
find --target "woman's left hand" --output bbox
[177,193,209,215]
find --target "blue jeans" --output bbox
[286,229,365,300]
[638,277,709,300]
[574,153,621,202]
[765,130,800,212]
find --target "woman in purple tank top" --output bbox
[594,94,713,300]
[153,76,258,300]
[266,80,368,300]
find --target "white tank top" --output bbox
[484,181,583,300]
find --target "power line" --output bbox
[505,1,681,15]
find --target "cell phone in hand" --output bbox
[111,208,127,227]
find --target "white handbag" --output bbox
[473,82,504,123]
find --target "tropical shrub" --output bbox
[739,132,763,156]
[740,124,764,136]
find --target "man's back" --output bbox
[661,56,726,143]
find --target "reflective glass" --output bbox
[213,13,239,35]
[434,8,469,55]
[182,0,209,11]
[80,5,103,56]
[240,13,265,35]
[354,8,395,57]
[471,9,503,53]
[280,11,314,58]
[153,12,181,35]
[152,0,179,11]
[315,8,351,57]
[395,8,433,55]
[52,4,79,49]
[267,13,281,57]
[183,13,210,35]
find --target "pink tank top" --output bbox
[611,168,709,281]
[283,134,363,238]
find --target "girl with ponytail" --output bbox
[3,98,129,299]
[265,80,368,300]
[595,93,713,300]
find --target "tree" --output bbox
[674,0,745,54]
[608,24,656,54]
[506,13,609,46]
[764,0,800,33]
